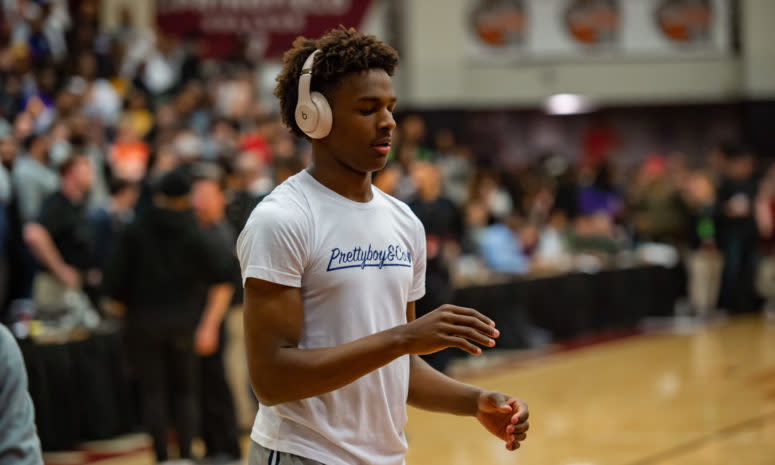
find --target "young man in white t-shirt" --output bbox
[237,27,529,465]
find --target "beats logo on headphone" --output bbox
[295,50,333,139]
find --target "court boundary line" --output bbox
[622,410,775,465]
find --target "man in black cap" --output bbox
[104,167,234,463]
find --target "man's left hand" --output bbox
[195,321,219,356]
[475,391,529,451]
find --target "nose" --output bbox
[378,107,396,132]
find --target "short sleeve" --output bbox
[37,194,64,236]
[236,198,310,288]
[409,216,426,302]
[0,325,43,465]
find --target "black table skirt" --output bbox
[19,330,137,451]
[454,265,685,347]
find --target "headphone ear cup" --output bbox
[295,102,319,135]
[307,92,332,139]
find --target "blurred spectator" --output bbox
[23,153,100,307]
[119,88,153,139]
[126,29,186,102]
[74,51,121,126]
[89,177,138,274]
[11,132,56,223]
[408,162,462,372]
[755,165,775,321]
[569,212,625,256]
[373,161,402,197]
[477,214,534,274]
[683,171,722,318]
[533,210,572,272]
[434,128,473,207]
[390,114,433,200]
[581,117,619,168]
[103,168,234,463]
[468,170,513,222]
[627,155,686,244]
[203,117,239,161]
[109,120,148,181]
[191,168,242,463]
[716,144,758,313]
[577,161,621,219]
[224,151,268,235]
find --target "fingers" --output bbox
[450,314,500,338]
[442,335,482,355]
[447,305,495,327]
[510,399,529,423]
[444,324,495,347]
[505,431,528,451]
[507,421,529,434]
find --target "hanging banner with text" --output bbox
[467,0,731,60]
[156,0,373,59]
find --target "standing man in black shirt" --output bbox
[191,166,242,463]
[23,154,101,306]
[716,145,760,314]
[104,168,234,463]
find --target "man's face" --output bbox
[0,138,16,167]
[321,69,397,174]
[72,157,94,193]
[191,179,225,223]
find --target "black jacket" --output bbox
[104,205,232,331]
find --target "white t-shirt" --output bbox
[237,170,426,465]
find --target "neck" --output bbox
[198,211,223,226]
[307,150,373,203]
[61,182,85,203]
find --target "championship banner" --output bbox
[467,0,729,60]
[156,0,373,59]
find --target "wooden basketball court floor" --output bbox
[78,315,775,465]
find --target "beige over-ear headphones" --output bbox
[295,50,332,139]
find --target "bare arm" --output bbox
[405,301,530,451]
[243,278,497,406]
[23,223,79,287]
[195,282,235,355]
[405,301,482,415]
[200,283,234,328]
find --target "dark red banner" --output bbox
[156,0,373,59]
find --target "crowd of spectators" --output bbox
[379,114,772,322]
[1,1,773,328]
[1,0,774,459]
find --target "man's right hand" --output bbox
[56,264,81,289]
[396,305,499,356]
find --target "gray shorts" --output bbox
[249,441,325,465]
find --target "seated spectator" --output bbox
[477,214,535,274]
[627,155,686,244]
[532,210,572,272]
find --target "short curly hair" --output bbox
[274,27,399,139]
